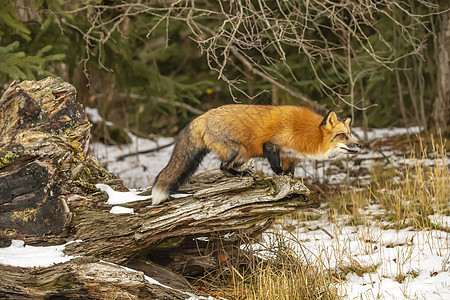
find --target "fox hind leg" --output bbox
[220,150,251,176]
[212,142,250,177]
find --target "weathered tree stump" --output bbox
[0,77,317,298]
[0,77,90,246]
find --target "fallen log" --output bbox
[0,257,189,299]
[65,169,314,271]
[0,77,317,298]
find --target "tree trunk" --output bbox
[0,77,90,246]
[0,77,316,298]
[432,10,450,136]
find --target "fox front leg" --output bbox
[263,142,285,175]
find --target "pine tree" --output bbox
[0,1,64,90]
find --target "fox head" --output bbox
[319,111,362,159]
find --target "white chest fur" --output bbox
[280,144,347,161]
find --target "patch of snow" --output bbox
[254,214,450,300]
[428,215,450,228]
[85,107,104,123]
[195,237,210,242]
[96,183,190,206]
[352,126,423,141]
[109,206,135,214]
[171,193,192,198]
[0,240,77,268]
[96,183,150,205]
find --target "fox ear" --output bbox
[321,111,338,131]
[344,117,352,127]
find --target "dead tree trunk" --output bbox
[0,77,317,298]
[432,10,450,136]
[0,77,91,246]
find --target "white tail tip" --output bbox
[151,187,170,205]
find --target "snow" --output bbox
[352,126,423,141]
[109,206,135,214]
[254,214,450,300]
[96,183,191,209]
[428,215,450,228]
[85,107,105,124]
[0,240,77,268]
[95,183,150,204]
[171,193,193,198]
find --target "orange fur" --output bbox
[151,104,361,205]
[190,105,357,160]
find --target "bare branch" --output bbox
[42,0,445,111]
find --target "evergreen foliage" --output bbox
[0,41,63,82]
[0,1,64,85]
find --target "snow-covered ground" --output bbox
[0,240,77,268]
[256,211,449,300]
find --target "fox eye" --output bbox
[338,133,348,139]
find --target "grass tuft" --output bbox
[373,135,449,231]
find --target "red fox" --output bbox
[152,105,361,205]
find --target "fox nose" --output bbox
[349,143,362,152]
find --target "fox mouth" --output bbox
[340,147,360,154]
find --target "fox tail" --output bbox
[151,124,208,205]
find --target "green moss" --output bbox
[37,273,80,288]
[72,158,117,193]
[0,151,18,168]
[5,229,17,237]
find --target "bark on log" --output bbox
[0,77,317,298]
[0,77,90,246]
[0,257,189,299]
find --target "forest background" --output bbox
[0,0,449,140]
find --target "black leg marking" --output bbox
[232,160,244,170]
[263,142,284,175]
[220,150,250,177]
